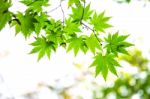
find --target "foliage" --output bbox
[91,53,120,80]
[93,49,150,99]
[0,0,133,79]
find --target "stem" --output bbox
[60,1,65,26]
[48,5,61,13]
[79,0,102,50]
[81,22,101,46]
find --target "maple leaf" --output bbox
[20,0,49,12]
[30,36,57,61]
[34,12,49,35]
[91,53,120,80]
[15,12,38,38]
[0,12,11,30]
[105,32,133,55]
[68,0,81,7]
[90,12,112,32]
[70,3,93,22]
[64,18,81,35]
[0,0,12,30]
[67,37,88,56]
[85,34,101,54]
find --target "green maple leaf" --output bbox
[85,34,101,54]
[67,37,88,56]
[0,12,11,30]
[45,19,62,32]
[30,36,57,61]
[64,18,81,35]
[34,12,49,35]
[91,53,120,80]
[20,0,49,12]
[68,0,81,7]
[15,12,37,38]
[105,32,133,55]
[0,0,12,30]
[0,0,12,14]
[70,3,93,22]
[90,12,112,32]
[45,19,64,45]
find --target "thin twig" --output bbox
[48,4,61,13]
[79,0,102,47]
[60,1,65,26]
[81,22,101,46]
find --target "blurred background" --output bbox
[0,0,150,99]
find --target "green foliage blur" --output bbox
[92,49,150,99]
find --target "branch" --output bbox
[60,1,65,26]
[48,4,61,13]
[81,22,102,46]
[79,0,102,47]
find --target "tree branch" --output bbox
[81,22,102,46]
[79,0,102,47]
[48,4,61,13]
[60,1,65,26]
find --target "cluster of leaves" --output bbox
[0,0,12,30]
[0,0,133,79]
[93,49,150,99]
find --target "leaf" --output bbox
[20,0,49,12]
[90,12,112,32]
[67,37,88,56]
[85,34,101,54]
[68,0,81,7]
[105,32,133,55]
[64,18,81,35]
[16,12,37,38]
[0,0,12,30]
[82,3,93,21]
[38,48,46,61]
[91,53,119,80]
[30,36,56,61]
[70,3,93,22]
[34,12,49,35]
[0,0,12,14]
[0,12,11,30]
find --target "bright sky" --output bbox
[0,0,150,99]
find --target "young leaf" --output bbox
[70,3,93,22]
[64,18,81,35]
[67,37,87,56]
[90,12,112,32]
[68,0,81,7]
[0,12,11,30]
[85,34,101,54]
[15,12,37,38]
[20,0,49,12]
[105,32,133,55]
[91,53,120,80]
[30,36,56,61]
